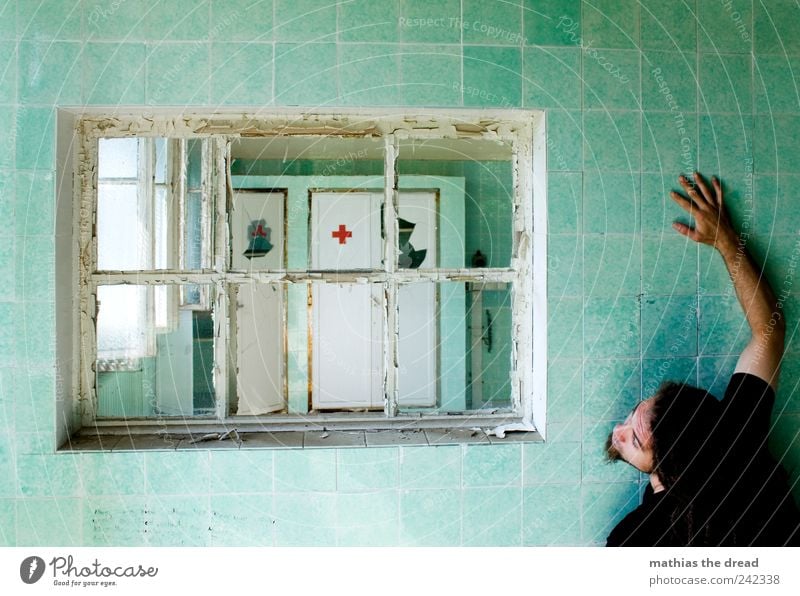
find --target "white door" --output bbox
[231,191,285,414]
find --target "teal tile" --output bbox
[642,173,696,234]
[698,0,752,53]
[211,0,274,42]
[463,0,523,45]
[699,293,749,355]
[547,358,582,424]
[144,452,210,495]
[583,49,640,110]
[0,1,14,40]
[210,494,273,546]
[642,357,699,398]
[15,171,54,236]
[583,235,641,297]
[83,43,146,105]
[14,431,53,455]
[754,175,800,234]
[583,171,640,233]
[0,499,14,546]
[274,492,336,545]
[143,0,210,41]
[776,358,800,412]
[85,0,147,39]
[15,302,54,367]
[581,421,640,483]
[83,496,147,546]
[699,113,753,174]
[698,354,738,399]
[400,488,460,545]
[338,448,399,490]
[146,43,210,105]
[583,111,641,171]
[548,172,582,233]
[642,111,698,174]
[337,491,399,546]
[0,172,13,231]
[400,445,461,489]
[210,450,272,494]
[462,444,521,487]
[523,484,582,545]
[81,452,145,496]
[583,358,641,420]
[13,370,55,433]
[0,41,16,103]
[522,441,581,484]
[0,240,12,302]
[19,41,82,104]
[462,486,521,546]
[768,415,800,487]
[274,449,336,491]
[400,45,461,106]
[755,54,800,114]
[546,109,582,171]
[754,0,800,55]
[0,436,16,497]
[274,43,337,105]
[523,0,582,47]
[640,0,698,51]
[756,235,800,298]
[581,482,640,545]
[642,51,697,112]
[274,0,337,42]
[581,0,640,49]
[584,296,640,358]
[340,0,399,43]
[548,235,582,298]
[699,53,753,113]
[15,107,54,169]
[548,297,583,358]
[642,234,697,295]
[0,303,14,365]
[0,108,14,168]
[339,43,400,106]
[16,498,81,546]
[144,496,210,546]
[17,454,81,497]
[754,115,800,174]
[211,43,273,105]
[782,295,800,355]
[463,46,521,108]
[399,0,461,43]
[19,0,81,40]
[642,295,698,358]
[523,47,581,109]
[16,236,53,300]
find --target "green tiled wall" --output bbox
[4,0,800,547]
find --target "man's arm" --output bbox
[671,172,785,390]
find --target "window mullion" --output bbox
[384,134,399,418]
[213,137,231,420]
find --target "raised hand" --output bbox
[670,172,737,251]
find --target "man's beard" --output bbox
[605,431,623,462]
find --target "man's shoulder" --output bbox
[606,493,675,547]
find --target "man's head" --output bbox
[607,381,722,490]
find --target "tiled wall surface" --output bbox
[1,0,800,546]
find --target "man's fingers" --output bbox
[693,171,714,204]
[679,175,710,211]
[670,190,696,215]
[672,221,698,242]
[712,176,723,206]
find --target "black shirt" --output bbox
[607,373,800,546]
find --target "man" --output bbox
[605,172,800,546]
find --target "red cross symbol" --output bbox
[331,224,352,245]
[251,224,268,238]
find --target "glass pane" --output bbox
[397,138,514,268]
[96,183,145,270]
[229,136,385,270]
[96,284,215,418]
[230,283,286,415]
[98,138,138,179]
[397,281,513,414]
[154,137,167,183]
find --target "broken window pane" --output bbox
[397,138,514,269]
[397,281,513,414]
[95,284,215,418]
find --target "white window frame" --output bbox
[62,109,548,441]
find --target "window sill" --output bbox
[59,428,543,452]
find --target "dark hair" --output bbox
[649,381,728,544]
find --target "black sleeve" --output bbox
[719,373,776,448]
